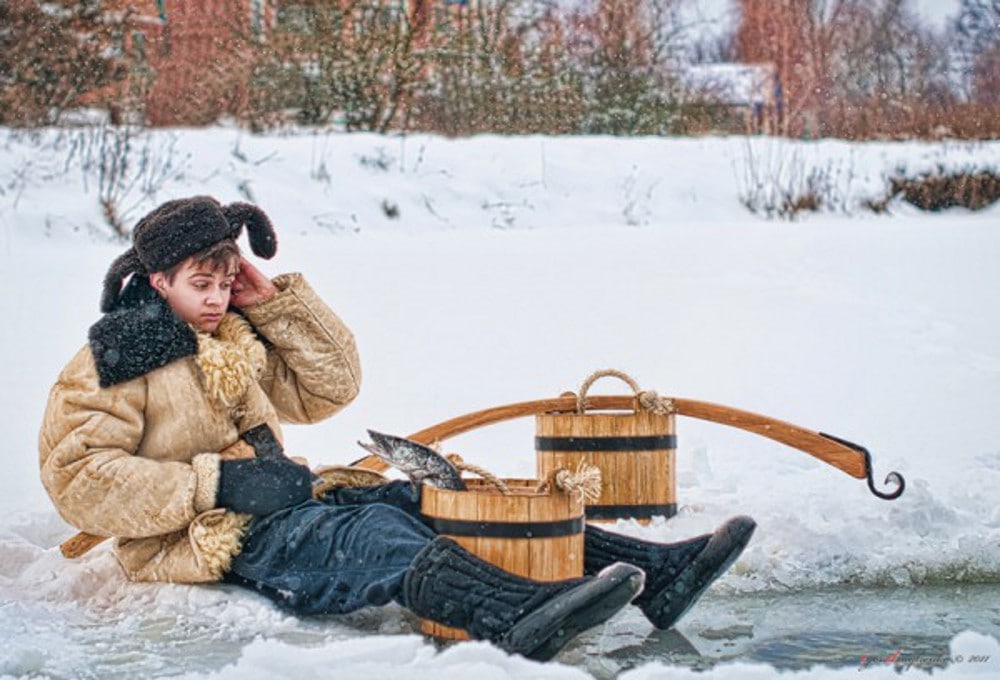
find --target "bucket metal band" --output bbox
[535,435,677,452]
[585,503,678,520]
[424,515,585,539]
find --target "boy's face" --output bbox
[150,258,236,333]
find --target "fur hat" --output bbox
[100,196,277,312]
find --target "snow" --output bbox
[1,126,999,678]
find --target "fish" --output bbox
[357,430,467,491]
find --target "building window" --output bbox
[276,4,312,35]
[132,31,147,62]
[250,0,264,35]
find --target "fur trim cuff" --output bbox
[189,509,250,580]
[192,453,221,513]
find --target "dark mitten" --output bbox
[217,457,312,515]
[241,423,284,459]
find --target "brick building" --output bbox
[99,1,274,125]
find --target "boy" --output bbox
[40,196,754,662]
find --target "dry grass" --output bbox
[889,169,1000,212]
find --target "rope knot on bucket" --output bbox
[536,462,603,504]
[638,389,676,415]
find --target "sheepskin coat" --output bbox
[39,273,361,583]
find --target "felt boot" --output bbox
[403,536,644,661]
[584,516,756,629]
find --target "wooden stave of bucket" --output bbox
[419,478,586,640]
[536,410,677,523]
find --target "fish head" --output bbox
[360,429,429,472]
[359,430,467,491]
[356,439,385,459]
[366,430,411,459]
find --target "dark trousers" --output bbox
[224,482,433,615]
[225,481,645,617]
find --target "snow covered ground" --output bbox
[1,127,998,678]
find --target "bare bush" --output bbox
[735,139,856,219]
[65,125,188,237]
[888,167,1000,211]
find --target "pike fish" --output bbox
[358,430,467,491]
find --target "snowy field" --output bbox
[1,127,998,678]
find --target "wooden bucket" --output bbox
[419,478,586,640]
[536,371,677,523]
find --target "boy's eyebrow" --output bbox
[188,269,238,279]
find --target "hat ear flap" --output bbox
[100,248,143,313]
[223,202,277,259]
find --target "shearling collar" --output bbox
[88,276,264,393]
[89,276,198,388]
[194,314,267,407]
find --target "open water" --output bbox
[571,583,1000,677]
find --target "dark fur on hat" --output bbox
[99,196,278,312]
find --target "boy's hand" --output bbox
[231,257,278,309]
[219,439,256,460]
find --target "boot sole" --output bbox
[643,515,756,630]
[500,563,645,662]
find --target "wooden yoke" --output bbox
[354,395,904,500]
[62,395,902,559]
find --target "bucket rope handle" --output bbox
[576,368,676,416]
[444,453,602,502]
[535,462,603,503]
[445,453,512,495]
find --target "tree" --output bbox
[0,0,127,126]
[564,0,685,135]
[735,0,961,138]
[825,0,956,136]
[735,0,800,135]
[410,0,587,135]
[954,0,1000,102]
[248,0,427,132]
